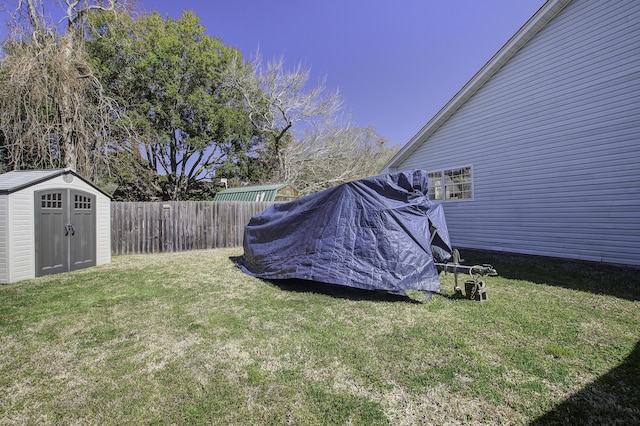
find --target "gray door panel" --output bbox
[70,191,96,270]
[35,191,68,276]
[34,189,96,276]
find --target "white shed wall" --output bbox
[96,193,111,266]
[0,195,8,283]
[8,190,35,283]
[396,0,640,265]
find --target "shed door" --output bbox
[35,189,96,277]
[35,191,67,276]
[69,191,96,271]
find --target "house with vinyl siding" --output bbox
[383,0,640,266]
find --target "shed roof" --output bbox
[0,169,111,198]
[214,183,296,202]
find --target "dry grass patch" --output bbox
[0,248,638,424]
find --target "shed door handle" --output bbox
[65,224,75,236]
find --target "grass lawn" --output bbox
[1,248,638,425]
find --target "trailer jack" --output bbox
[436,249,497,301]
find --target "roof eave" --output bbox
[0,168,112,199]
[384,0,571,171]
[0,169,65,195]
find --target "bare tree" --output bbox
[285,120,399,195]
[0,0,131,181]
[224,52,343,182]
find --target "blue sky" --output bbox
[2,1,546,147]
[138,1,546,146]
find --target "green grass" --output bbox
[1,248,638,425]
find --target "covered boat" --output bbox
[236,170,453,294]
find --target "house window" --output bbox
[427,172,443,200]
[428,166,473,201]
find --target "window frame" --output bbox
[40,192,63,209]
[74,193,93,210]
[427,165,474,202]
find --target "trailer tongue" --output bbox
[435,249,497,301]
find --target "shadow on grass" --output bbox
[530,340,640,425]
[229,256,422,303]
[266,279,424,304]
[458,249,640,302]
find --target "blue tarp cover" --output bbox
[236,170,453,293]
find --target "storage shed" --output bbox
[213,183,299,202]
[0,169,111,284]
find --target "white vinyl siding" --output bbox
[96,193,111,266]
[396,0,640,265]
[0,196,7,283]
[9,191,36,283]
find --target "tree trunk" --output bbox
[60,35,77,171]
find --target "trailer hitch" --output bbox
[435,249,497,301]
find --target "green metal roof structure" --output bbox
[213,183,299,202]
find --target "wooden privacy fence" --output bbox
[111,201,273,255]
